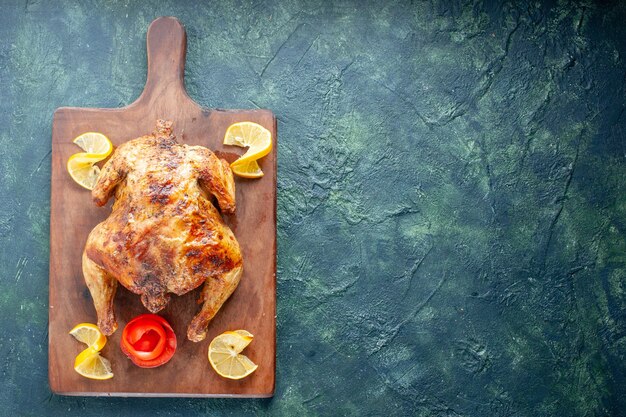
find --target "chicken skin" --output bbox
[82,120,243,342]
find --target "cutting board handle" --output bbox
[135,17,196,109]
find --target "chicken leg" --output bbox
[82,251,118,335]
[187,265,243,342]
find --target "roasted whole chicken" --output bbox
[82,120,243,342]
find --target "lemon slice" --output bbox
[230,160,264,179]
[67,132,112,190]
[73,132,113,158]
[223,122,272,176]
[67,153,102,190]
[74,347,114,380]
[69,323,107,351]
[208,330,258,380]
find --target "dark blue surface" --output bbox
[1,1,625,416]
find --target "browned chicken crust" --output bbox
[82,120,243,342]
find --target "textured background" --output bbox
[1,0,625,416]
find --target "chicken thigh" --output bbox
[82,120,243,342]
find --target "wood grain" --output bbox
[48,17,276,397]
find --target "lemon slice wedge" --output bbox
[67,132,113,190]
[230,160,264,179]
[208,330,258,380]
[67,153,102,190]
[223,122,271,177]
[69,323,107,351]
[74,347,114,380]
[73,132,113,157]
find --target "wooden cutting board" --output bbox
[48,17,276,397]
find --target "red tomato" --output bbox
[120,314,177,368]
